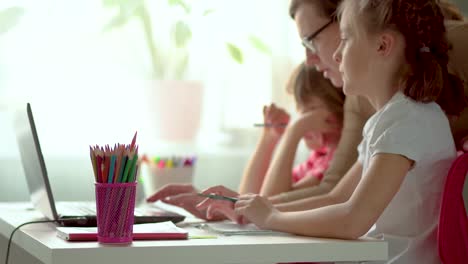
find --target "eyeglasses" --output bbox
[301,19,335,54]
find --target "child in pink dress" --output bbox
[239,63,344,197]
[292,146,333,184]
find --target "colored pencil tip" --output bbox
[130,131,138,149]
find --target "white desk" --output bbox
[0,203,387,264]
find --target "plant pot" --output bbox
[146,80,203,142]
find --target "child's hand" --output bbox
[146,183,197,203]
[234,194,278,229]
[163,192,225,220]
[196,185,244,223]
[289,108,339,138]
[146,184,227,221]
[263,103,290,138]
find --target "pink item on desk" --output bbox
[95,182,137,244]
[157,159,166,169]
[57,221,188,241]
[183,157,195,167]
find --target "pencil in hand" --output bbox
[253,123,287,128]
[197,193,238,203]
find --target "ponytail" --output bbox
[403,49,467,116]
[403,51,444,104]
[437,72,467,116]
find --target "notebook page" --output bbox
[200,221,289,236]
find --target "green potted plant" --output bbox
[102,0,270,79]
[102,0,270,142]
[0,6,24,35]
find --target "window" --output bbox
[0,0,304,157]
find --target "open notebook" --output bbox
[151,202,289,236]
[56,221,188,241]
[197,221,289,236]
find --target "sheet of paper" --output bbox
[198,221,289,236]
[150,200,205,226]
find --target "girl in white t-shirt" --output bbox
[198,0,468,263]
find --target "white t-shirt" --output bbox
[358,92,456,264]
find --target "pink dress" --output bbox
[292,147,334,184]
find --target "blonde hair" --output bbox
[286,63,345,122]
[339,0,467,116]
[289,0,465,21]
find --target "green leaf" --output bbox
[226,43,243,64]
[102,0,143,8]
[153,46,166,79]
[102,0,123,7]
[102,0,145,32]
[0,7,25,35]
[173,20,192,48]
[248,35,272,55]
[102,0,145,16]
[102,14,131,32]
[173,53,189,80]
[202,9,215,16]
[168,0,191,14]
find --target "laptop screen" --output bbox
[13,103,60,221]
[12,103,186,227]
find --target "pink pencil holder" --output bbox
[95,182,137,244]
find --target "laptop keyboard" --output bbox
[57,202,96,216]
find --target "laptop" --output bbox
[13,103,185,227]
